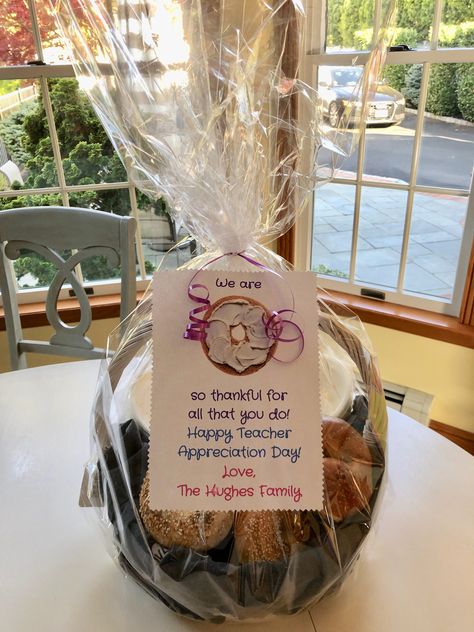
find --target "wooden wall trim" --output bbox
[430,420,474,456]
[274,0,298,267]
[277,228,295,265]
[2,288,473,348]
[323,290,474,348]
[0,292,145,331]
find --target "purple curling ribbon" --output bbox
[183,283,211,341]
[183,252,304,362]
[183,253,230,342]
[264,309,305,363]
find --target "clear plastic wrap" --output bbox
[82,286,388,622]
[58,0,393,622]
[54,0,396,252]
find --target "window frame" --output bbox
[0,0,153,306]
[296,0,474,317]
[0,0,473,320]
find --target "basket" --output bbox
[84,291,387,622]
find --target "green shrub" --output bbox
[14,255,56,287]
[354,27,418,92]
[426,63,460,117]
[313,264,348,279]
[443,1,474,26]
[327,0,344,48]
[437,21,474,47]
[456,64,474,122]
[396,0,435,43]
[423,22,474,120]
[340,0,374,48]
[403,64,423,108]
[0,101,35,167]
[0,80,22,96]
[383,28,419,92]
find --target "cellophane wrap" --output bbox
[59,0,393,622]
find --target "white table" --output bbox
[0,360,472,632]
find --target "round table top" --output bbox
[0,360,473,632]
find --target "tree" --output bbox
[340,0,374,48]
[0,0,85,65]
[443,0,474,25]
[395,0,434,43]
[0,1,36,65]
[1,78,131,214]
[403,64,423,108]
[0,76,168,284]
[327,0,344,48]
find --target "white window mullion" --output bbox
[349,0,382,284]
[396,0,446,294]
[449,177,474,315]
[38,78,68,205]
[305,0,326,54]
[328,177,470,198]
[395,62,432,292]
[26,0,44,63]
[128,184,147,279]
[39,77,88,285]
[431,0,444,49]
[348,127,367,282]
[0,182,134,200]
[307,48,473,66]
[29,0,83,284]
[0,65,76,80]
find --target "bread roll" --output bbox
[233,510,294,562]
[322,416,372,464]
[139,474,233,550]
[323,457,372,522]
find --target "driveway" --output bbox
[319,112,474,190]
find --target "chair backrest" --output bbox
[0,206,137,370]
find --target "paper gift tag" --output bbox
[149,268,323,511]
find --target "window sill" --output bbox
[1,290,473,348]
[0,292,145,331]
[326,290,474,349]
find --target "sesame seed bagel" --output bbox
[233,510,294,562]
[139,474,233,551]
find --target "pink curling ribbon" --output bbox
[183,252,304,362]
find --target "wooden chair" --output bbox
[0,206,137,370]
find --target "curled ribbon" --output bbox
[183,252,304,363]
[183,283,211,341]
[264,309,305,363]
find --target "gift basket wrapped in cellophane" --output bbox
[55,0,395,622]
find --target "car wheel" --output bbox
[328,101,340,128]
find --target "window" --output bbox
[0,0,195,305]
[297,0,474,316]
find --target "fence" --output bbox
[0,85,37,119]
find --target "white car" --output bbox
[318,66,406,127]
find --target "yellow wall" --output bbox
[365,323,474,433]
[1,319,473,433]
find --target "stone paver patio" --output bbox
[312,182,467,299]
[138,186,466,300]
